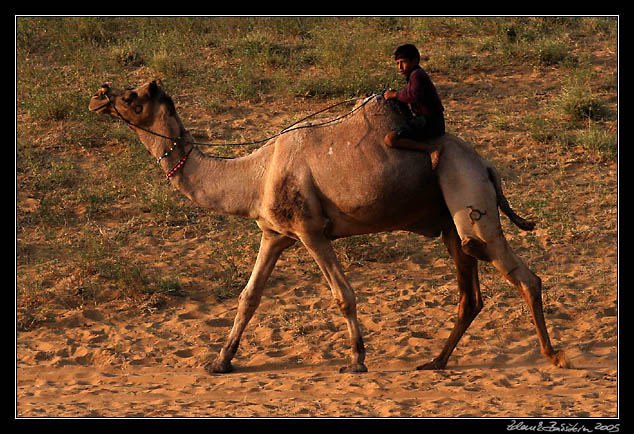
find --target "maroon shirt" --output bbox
[396,66,444,116]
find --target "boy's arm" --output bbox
[394,70,423,104]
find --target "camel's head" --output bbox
[89,80,176,127]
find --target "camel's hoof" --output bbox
[552,350,572,369]
[205,359,233,374]
[339,363,368,373]
[416,359,446,371]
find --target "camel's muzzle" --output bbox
[88,84,114,113]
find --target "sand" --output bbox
[17,246,618,418]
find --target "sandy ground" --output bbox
[17,241,618,418]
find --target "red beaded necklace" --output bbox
[165,146,193,180]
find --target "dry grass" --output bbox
[17,16,617,329]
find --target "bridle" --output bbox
[96,85,377,179]
[97,86,195,179]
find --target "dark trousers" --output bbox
[395,112,445,141]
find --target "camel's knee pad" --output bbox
[461,236,491,262]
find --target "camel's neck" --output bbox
[136,123,266,220]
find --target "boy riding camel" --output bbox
[383,44,445,169]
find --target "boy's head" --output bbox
[393,44,420,78]
[394,44,420,63]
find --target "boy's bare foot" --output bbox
[429,144,443,170]
[384,132,443,170]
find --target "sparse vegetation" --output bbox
[17,17,617,330]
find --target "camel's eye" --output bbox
[134,105,143,114]
[123,91,138,104]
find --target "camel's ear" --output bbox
[149,79,175,116]
[149,80,160,98]
[161,95,176,117]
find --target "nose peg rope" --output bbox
[98,86,377,153]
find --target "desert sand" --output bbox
[17,225,617,418]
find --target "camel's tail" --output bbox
[486,165,536,231]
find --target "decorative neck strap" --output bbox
[157,142,178,164]
[166,147,194,180]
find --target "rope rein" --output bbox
[104,90,377,155]
[100,87,377,178]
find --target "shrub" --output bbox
[558,85,608,121]
[534,39,573,66]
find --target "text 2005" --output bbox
[594,423,619,433]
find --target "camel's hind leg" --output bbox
[206,231,296,374]
[450,222,569,367]
[487,236,570,368]
[417,223,483,370]
[436,141,568,368]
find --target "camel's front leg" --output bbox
[206,231,295,374]
[300,233,367,373]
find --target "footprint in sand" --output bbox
[173,349,194,358]
[205,318,233,327]
[265,350,286,358]
[493,376,515,388]
[178,311,205,320]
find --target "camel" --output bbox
[88,80,569,374]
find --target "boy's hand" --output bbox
[383,90,398,100]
